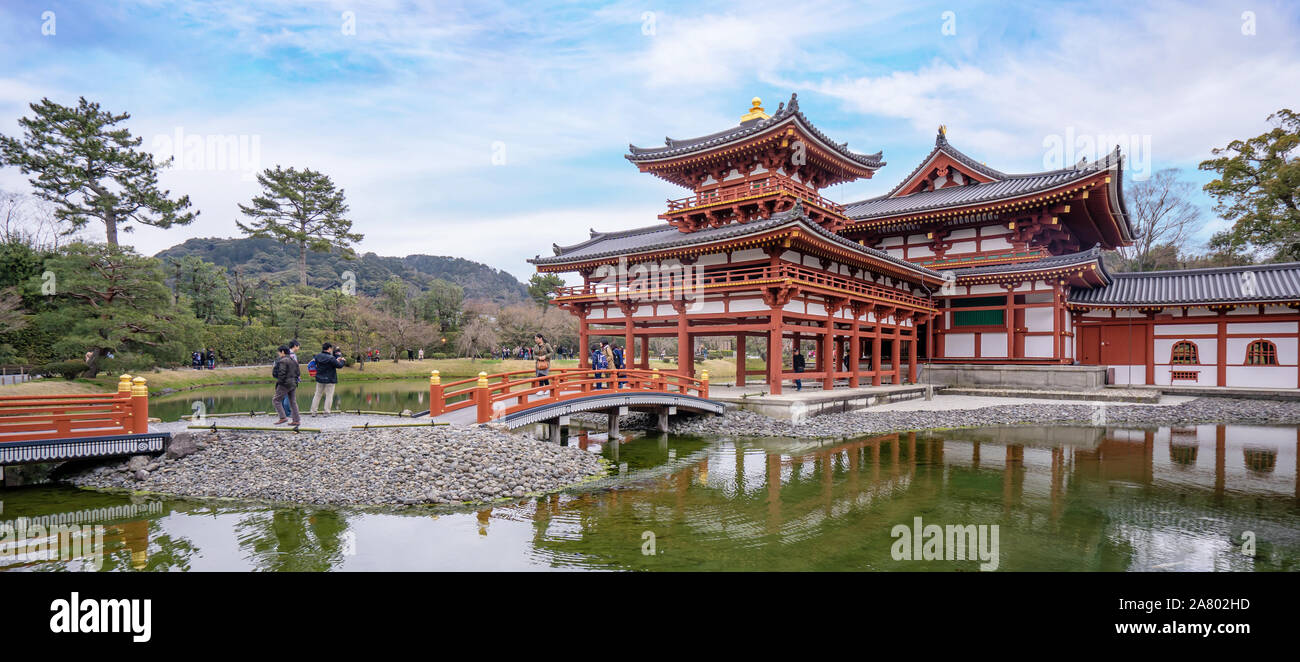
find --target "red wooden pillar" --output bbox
[871,308,883,387]
[1145,312,1156,385]
[1216,310,1227,387]
[640,332,650,369]
[676,305,692,378]
[822,308,835,391]
[908,317,919,384]
[624,315,634,368]
[891,324,902,385]
[849,305,861,388]
[736,334,747,386]
[767,311,783,395]
[579,316,590,369]
[1005,286,1016,360]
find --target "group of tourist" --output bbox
[190,349,216,370]
[270,340,348,426]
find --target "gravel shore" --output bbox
[69,425,606,507]
[660,397,1300,439]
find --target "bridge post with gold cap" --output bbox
[429,370,443,416]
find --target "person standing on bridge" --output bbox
[533,333,554,397]
[272,345,301,426]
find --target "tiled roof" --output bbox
[952,245,1108,278]
[844,148,1121,221]
[1067,262,1300,306]
[879,130,1007,199]
[626,93,885,169]
[530,204,942,280]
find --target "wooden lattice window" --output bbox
[1170,341,1199,365]
[1246,339,1279,365]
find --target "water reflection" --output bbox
[1,424,1297,571]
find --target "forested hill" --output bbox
[155,236,529,304]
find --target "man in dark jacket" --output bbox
[271,345,301,425]
[309,342,347,415]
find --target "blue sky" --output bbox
[1,0,1297,283]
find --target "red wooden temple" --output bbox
[533,94,1300,391]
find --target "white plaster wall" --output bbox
[784,301,805,313]
[882,236,904,247]
[1227,321,1297,335]
[888,249,904,259]
[731,248,766,263]
[697,253,726,266]
[656,304,675,316]
[807,302,826,316]
[1024,335,1054,358]
[950,240,977,253]
[950,228,977,240]
[908,245,935,258]
[946,333,975,357]
[1226,366,1295,388]
[981,236,1012,251]
[967,284,1004,296]
[980,225,1011,236]
[1025,307,1055,332]
[980,333,1008,358]
[730,299,769,313]
[1156,323,1216,336]
[781,250,801,262]
[907,234,928,244]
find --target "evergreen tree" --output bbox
[527,273,565,310]
[237,166,363,287]
[31,242,199,377]
[1201,109,1300,260]
[0,97,196,246]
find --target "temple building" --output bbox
[531,94,1300,392]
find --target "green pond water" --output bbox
[3,391,1299,571]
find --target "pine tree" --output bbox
[0,97,196,246]
[236,166,363,287]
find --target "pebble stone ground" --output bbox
[73,395,1300,508]
[71,424,606,507]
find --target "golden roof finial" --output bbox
[741,96,770,122]
[939,124,947,137]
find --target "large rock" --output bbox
[166,432,199,460]
[126,455,150,471]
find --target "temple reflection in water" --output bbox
[3,424,1297,571]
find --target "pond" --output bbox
[3,422,1297,571]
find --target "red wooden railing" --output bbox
[553,262,934,311]
[428,368,709,423]
[665,179,845,214]
[0,375,150,443]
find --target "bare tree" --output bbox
[0,190,72,249]
[456,303,500,360]
[1117,169,1201,271]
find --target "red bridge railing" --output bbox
[0,375,150,443]
[428,368,709,424]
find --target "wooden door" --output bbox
[1079,326,1101,365]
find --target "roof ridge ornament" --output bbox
[787,92,799,112]
[936,124,948,145]
[740,97,770,122]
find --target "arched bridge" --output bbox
[424,368,725,431]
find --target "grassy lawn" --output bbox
[0,356,759,396]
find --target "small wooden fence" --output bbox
[428,368,710,424]
[0,375,150,443]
